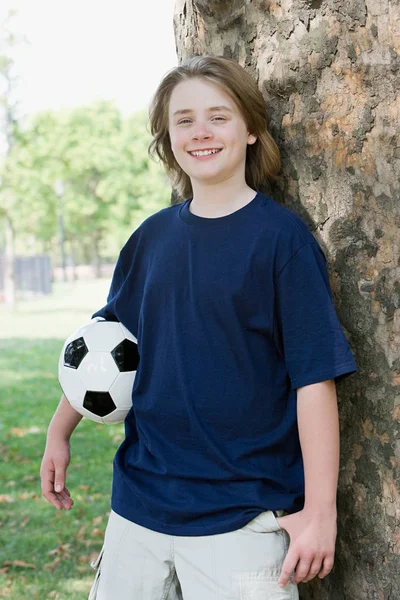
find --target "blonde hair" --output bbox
[148,55,281,200]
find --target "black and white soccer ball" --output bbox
[58,318,139,424]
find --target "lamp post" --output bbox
[54,180,67,282]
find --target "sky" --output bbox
[1,0,178,119]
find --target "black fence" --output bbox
[0,255,52,299]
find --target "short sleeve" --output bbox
[274,242,357,390]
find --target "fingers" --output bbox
[299,557,323,583]
[318,555,334,579]
[56,489,74,510]
[41,466,59,507]
[296,552,334,583]
[52,461,74,509]
[41,463,74,510]
[43,478,73,510]
[49,490,74,511]
[278,551,299,588]
[290,558,313,585]
[275,509,336,586]
[279,552,334,586]
[54,464,66,494]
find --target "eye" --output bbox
[177,116,226,125]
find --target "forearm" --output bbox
[297,379,339,516]
[46,394,83,443]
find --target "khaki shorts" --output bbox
[89,509,298,600]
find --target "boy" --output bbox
[41,56,357,599]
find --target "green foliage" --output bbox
[1,101,172,261]
[0,8,171,264]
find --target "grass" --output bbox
[0,279,126,600]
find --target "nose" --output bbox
[191,122,213,140]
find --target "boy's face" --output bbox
[168,77,257,188]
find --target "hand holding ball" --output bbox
[58,319,139,424]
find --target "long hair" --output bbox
[148,55,281,200]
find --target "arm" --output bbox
[41,241,132,509]
[40,394,83,510]
[277,379,339,587]
[41,242,134,510]
[273,240,356,587]
[298,378,339,517]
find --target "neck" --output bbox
[189,178,257,218]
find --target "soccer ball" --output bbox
[58,318,139,424]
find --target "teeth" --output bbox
[190,149,221,157]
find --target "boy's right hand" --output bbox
[40,439,74,510]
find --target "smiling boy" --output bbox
[168,78,258,217]
[41,56,357,599]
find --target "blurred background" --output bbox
[0,2,177,598]
[0,0,177,309]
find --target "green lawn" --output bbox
[0,279,125,600]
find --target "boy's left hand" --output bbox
[275,509,337,587]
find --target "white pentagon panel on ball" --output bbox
[58,367,87,409]
[109,371,136,410]
[64,320,95,346]
[103,408,130,425]
[83,320,126,353]
[77,351,119,392]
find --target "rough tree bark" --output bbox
[173,1,400,598]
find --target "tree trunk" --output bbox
[57,191,68,282]
[174,1,400,598]
[93,233,102,279]
[4,212,16,310]
[69,239,78,281]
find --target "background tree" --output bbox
[0,9,25,308]
[174,1,400,598]
[4,102,171,279]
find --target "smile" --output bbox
[188,149,222,157]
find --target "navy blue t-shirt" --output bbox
[92,191,357,536]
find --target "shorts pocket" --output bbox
[88,546,104,600]
[271,510,284,531]
[242,511,282,534]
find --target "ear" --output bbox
[247,133,257,145]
